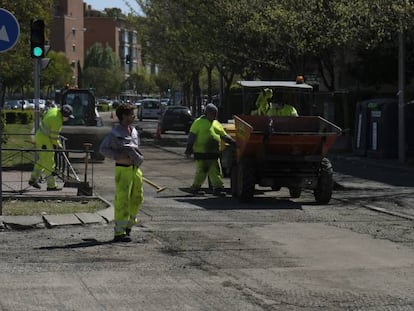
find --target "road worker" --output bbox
[185,103,235,196]
[251,88,273,116]
[99,103,144,243]
[267,92,298,116]
[28,105,74,191]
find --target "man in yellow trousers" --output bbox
[99,103,144,243]
[28,105,74,191]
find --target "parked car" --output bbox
[138,98,162,121]
[4,99,29,110]
[159,106,193,134]
[26,99,46,110]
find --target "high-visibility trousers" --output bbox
[114,165,144,236]
[30,135,57,188]
[191,159,223,189]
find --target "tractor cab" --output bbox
[238,78,314,116]
[55,88,102,126]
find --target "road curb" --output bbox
[0,195,113,230]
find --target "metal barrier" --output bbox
[1,133,94,195]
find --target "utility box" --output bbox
[354,98,398,159]
[353,100,370,156]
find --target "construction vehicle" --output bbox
[55,88,107,160]
[223,80,342,204]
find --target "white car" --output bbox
[138,99,162,120]
[4,99,29,110]
[27,99,46,110]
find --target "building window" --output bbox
[72,44,76,52]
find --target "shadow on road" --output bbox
[36,238,117,250]
[174,196,303,211]
[330,155,414,187]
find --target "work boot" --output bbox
[28,180,41,189]
[189,186,205,195]
[113,234,132,243]
[213,188,227,197]
[47,186,62,191]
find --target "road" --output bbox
[0,115,413,310]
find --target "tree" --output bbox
[83,43,123,97]
[131,0,414,96]
[40,51,73,94]
[0,0,53,103]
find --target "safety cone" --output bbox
[155,122,162,140]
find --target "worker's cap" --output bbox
[61,105,75,119]
[205,103,218,114]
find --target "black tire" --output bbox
[314,157,334,204]
[237,158,255,203]
[230,164,238,197]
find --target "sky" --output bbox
[84,0,141,15]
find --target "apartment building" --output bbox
[50,0,141,87]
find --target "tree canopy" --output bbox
[132,0,414,94]
[83,43,123,97]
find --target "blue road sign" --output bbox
[0,8,20,53]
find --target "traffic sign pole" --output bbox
[34,58,40,132]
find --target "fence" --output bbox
[1,133,94,196]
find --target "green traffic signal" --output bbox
[32,46,43,57]
[125,54,131,64]
[30,19,45,58]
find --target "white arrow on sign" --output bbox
[0,25,10,42]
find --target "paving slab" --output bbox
[1,215,45,229]
[96,207,114,223]
[75,212,106,224]
[42,214,83,228]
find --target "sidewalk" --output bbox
[0,170,113,230]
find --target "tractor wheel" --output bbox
[314,157,334,204]
[237,158,255,203]
[230,165,238,197]
[289,187,302,198]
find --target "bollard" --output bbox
[77,143,93,196]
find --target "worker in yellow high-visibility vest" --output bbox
[28,105,74,191]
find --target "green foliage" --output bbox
[2,111,34,125]
[83,43,123,97]
[83,67,123,97]
[84,43,120,69]
[40,51,73,90]
[133,0,414,92]
[97,102,110,112]
[0,0,53,96]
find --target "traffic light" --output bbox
[125,54,131,64]
[30,19,45,58]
